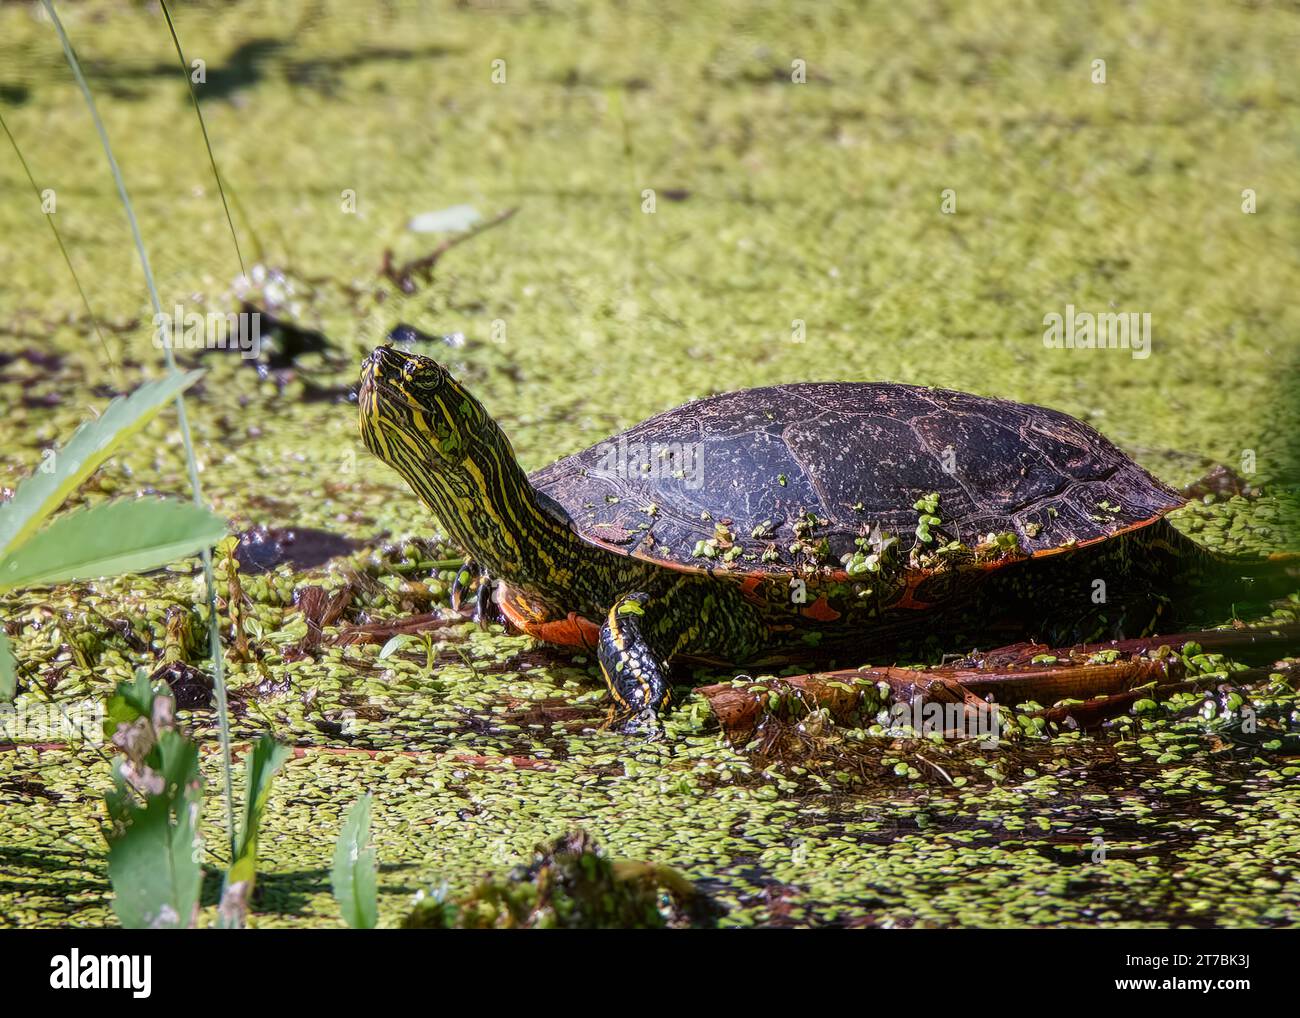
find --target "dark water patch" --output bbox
[190,37,287,99]
[310,716,344,738]
[151,661,214,710]
[0,776,57,801]
[179,301,331,373]
[0,347,65,372]
[243,303,332,370]
[20,390,61,409]
[233,525,361,574]
[296,377,358,403]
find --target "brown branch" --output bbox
[334,609,474,646]
[284,582,356,660]
[379,207,519,295]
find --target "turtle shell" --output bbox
[528,382,1184,575]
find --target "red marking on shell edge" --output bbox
[1022,513,1176,560]
[891,573,935,611]
[801,596,841,622]
[738,574,767,604]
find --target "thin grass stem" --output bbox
[42,0,237,861]
[157,0,248,279]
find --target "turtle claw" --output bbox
[472,576,508,629]
[611,706,665,739]
[450,560,477,613]
[450,560,500,628]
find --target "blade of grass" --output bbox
[0,368,204,556]
[42,0,237,861]
[0,108,118,378]
[332,795,379,929]
[0,632,14,701]
[157,0,247,279]
[219,735,291,927]
[223,180,268,265]
[231,736,291,877]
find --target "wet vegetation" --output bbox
[1,1,1298,927]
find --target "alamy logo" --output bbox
[153,305,262,360]
[49,950,151,998]
[1042,304,1151,360]
[590,437,705,490]
[0,699,104,741]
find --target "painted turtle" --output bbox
[358,329,1270,729]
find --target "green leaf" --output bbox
[227,738,291,887]
[378,633,417,659]
[219,735,291,928]
[332,794,378,929]
[0,498,227,593]
[106,728,203,929]
[102,669,157,743]
[0,369,204,558]
[0,631,14,702]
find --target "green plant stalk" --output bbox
[43,0,237,861]
[157,0,247,279]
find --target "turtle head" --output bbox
[358,341,486,469]
[359,331,562,582]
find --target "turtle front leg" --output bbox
[450,559,501,628]
[597,592,673,733]
[449,559,477,613]
[472,577,502,627]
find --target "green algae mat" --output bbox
[1,0,1298,928]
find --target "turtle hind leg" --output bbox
[597,592,673,735]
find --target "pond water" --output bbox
[0,0,1297,927]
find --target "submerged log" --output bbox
[697,623,1300,743]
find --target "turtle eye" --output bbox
[403,362,444,392]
